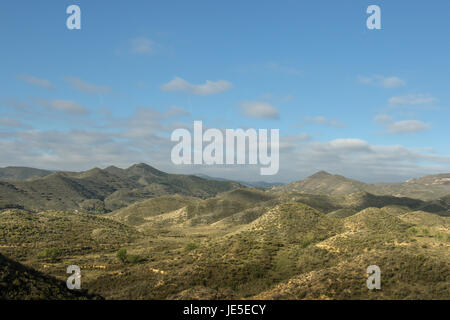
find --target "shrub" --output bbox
[126,254,145,264]
[37,248,61,262]
[116,248,128,263]
[116,248,145,264]
[185,242,198,251]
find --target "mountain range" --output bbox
[272,170,450,201]
[1,165,449,214]
[0,163,240,213]
[0,164,449,300]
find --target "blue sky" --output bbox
[0,0,449,183]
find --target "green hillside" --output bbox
[1,168,449,300]
[0,166,53,181]
[274,171,450,201]
[0,163,240,213]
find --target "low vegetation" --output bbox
[1,167,449,300]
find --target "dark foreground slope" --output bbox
[0,253,102,300]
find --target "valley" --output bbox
[0,165,449,299]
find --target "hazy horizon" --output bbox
[1,0,450,183]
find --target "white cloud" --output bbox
[327,138,371,151]
[16,74,55,89]
[282,138,450,183]
[389,94,438,106]
[32,98,90,115]
[358,75,405,88]
[164,105,190,118]
[388,120,430,134]
[374,114,430,134]
[302,116,346,128]
[1,111,449,183]
[64,76,112,94]
[130,37,157,55]
[240,101,280,119]
[373,114,392,123]
[161,77,233,95]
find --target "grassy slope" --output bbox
[0,187,449,300]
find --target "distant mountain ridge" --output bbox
[0,163,241,213]
[194,173,284,188]
[274,171,374,195]
[0,166,53,181]
[273,171,450,201]
[2,166,450,213]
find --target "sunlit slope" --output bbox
[0,209,140,261]
[253,207,449,299]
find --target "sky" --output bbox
[0,0,449,183]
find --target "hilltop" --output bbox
[0,166,53,181]
[273,171,374,195]
[273,171,450,201]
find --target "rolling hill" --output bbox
[1,167,449,300]
[273,171,450,201]
[0,166,53,181]
[194,173,284,188]
[0,163,241,213]
[273,171,374,195]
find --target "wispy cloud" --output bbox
[388,120,430,134]
[1,109,448,183]
[0,118,29,128]
[300,116,346,128]
[64,76,112,94]
[357,75,405,88]
[164,105,191,118]
[16,74,55,89]
[130,37,158,55]
[265,62,302,75]
[161,77,233,95]
[388,94,438,106]
[286,137,450,183]
[240,101,280,119]
[374,114,430,134]
[32,98,90,115]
